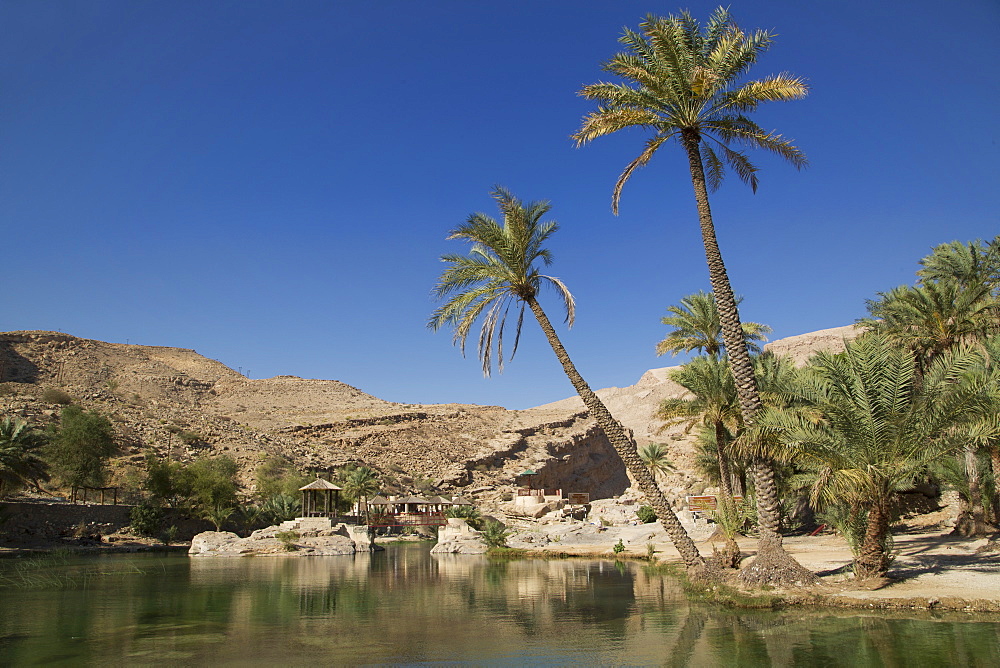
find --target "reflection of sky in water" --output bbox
[0,545,998,666]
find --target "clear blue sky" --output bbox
[3,1,998,410]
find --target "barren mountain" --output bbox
[1,326,860,503]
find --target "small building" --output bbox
[298,478,343,518]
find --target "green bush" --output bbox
[160,525,179,545]
[613,539,625,554]
[275,530,300,551]
[480,520,510,548]
[185,455,239,511]
[636,506,657,523]
[45,405,117,487]
[144,455,187,507]
[41,388,73,405]
[254,456,309,500]
[445,504,482,529]
[261,493,300,523]
[130,502,164,537]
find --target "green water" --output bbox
[0,544,997,666]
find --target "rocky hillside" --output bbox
[0,326,861,505]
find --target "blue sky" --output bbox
[3,0,998,410]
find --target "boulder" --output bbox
[189,527,357,557]
[431,518,488,555]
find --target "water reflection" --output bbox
[0,546,997,666]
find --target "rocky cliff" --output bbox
[1,326,860,505]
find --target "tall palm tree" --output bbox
[0,417,49,497]
[656,291,770,359]
[341,465,381,516]
[758,335,1000,578]
[429,187,706,572]
[573,8,808,582]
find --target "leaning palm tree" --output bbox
[656,291,770,359]
[574,8,809,583]
[429,187,706,572]
[758,335,1000,578]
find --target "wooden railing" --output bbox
[366,512,448,527]
[516,488,562,497]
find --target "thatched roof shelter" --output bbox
[299,478,343,517]
[395,494,429,512]
[450,496,473,506]
[299,479,343,491]
[423,495,453,511]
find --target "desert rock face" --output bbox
[1,327,856,504]
[763,324,863,366]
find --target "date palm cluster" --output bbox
[429,7,1000,583]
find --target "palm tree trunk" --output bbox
[954,444,997,536]
[526,296,706,572]
[680,129,814,585]
[855,498,891,579]
[713,420,733,498]
[990,444,1000,526]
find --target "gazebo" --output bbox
[299,478,343,517]
[394,494,429,514]
[424,495,453,512]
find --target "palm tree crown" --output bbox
[0,417,49,497]
[917,236,1000,291]
[573,7,808,212]
[657,290,771,358]
[430,188,706,571]
[429,186,575,376]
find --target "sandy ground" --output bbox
[504,519,1000,611]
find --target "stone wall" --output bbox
[1,500,133,539]
[0,500,214,541]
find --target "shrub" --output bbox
[255,456,309,500]
[275,530,300,551]
[45,405,117,487]
[445,504,482,529]
[143,455,187,507]
[41,388,73,405]
[613,539,625,555]
[186,455,239,511]
[480,520,511,548]
[160,525,179,545]
[130,502,164,537]
[176,430,204,445]
[636,506,657,523]
[261,493,300,523]
[203,504,234,531]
